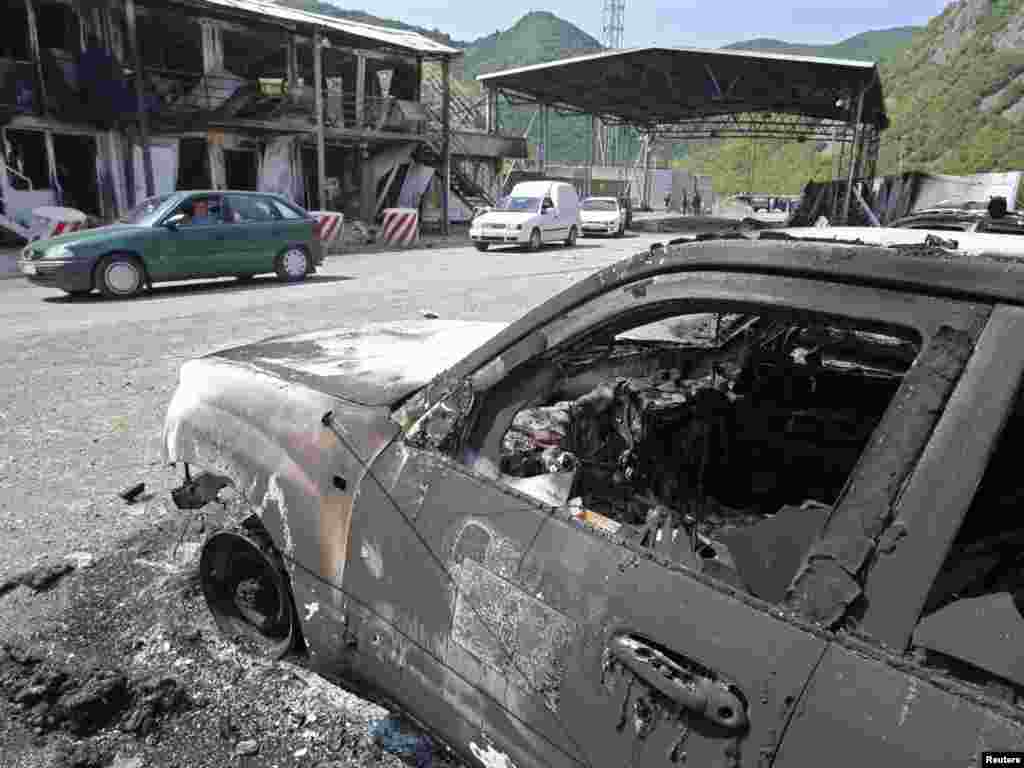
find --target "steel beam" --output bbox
[841,87,866,225]
[355,55,366,129]
[587,114,597,198]
[313,29,327,210]
[23,0,48,115]
[125,0,155,198]
[441,57,451,235]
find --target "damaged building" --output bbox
[0,0,527,241]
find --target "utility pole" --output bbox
[601,0,625,165]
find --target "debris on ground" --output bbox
[0,495,467,768]
[0,560,76,597]
[370,715,436,768]
[119,483,146,503]
[0,641,190,738]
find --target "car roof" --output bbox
[440,237,1024,389]
[510,181,555,196]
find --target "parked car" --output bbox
[18,190,323,298]
[164,237,1024,768]
[469,181,581,251]
[580,195,628,237]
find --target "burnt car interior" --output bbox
[449,305,921,603]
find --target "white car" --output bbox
[580,196,626,237]
[470,181,581,251]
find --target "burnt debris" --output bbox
[492,311,918,601]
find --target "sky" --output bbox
[337,0,952,48]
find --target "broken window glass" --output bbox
[405,380,475,454]
[913,389,1024,698]
[459,307,919,604]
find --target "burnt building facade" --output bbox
[0,0,526,239]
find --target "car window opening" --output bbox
[911,389,1024,700]
[459,309,920,603]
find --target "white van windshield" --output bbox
[582,199,618,211]
[497,197,541,212]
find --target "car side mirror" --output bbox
[163,213,186,231]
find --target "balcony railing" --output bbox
[143,69,428,134]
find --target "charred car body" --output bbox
[164,238,1024,767]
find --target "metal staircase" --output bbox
[420,100,494,211]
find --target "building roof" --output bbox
[193,0,462,57]
[477,47,887,130]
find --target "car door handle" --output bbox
[608,634,748,731]
[215,234,226,241]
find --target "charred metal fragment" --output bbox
[171,471,231,510]
[119,483,146,503]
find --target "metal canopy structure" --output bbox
[477,46,888,223]
[477,47,886,133]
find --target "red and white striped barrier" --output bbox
[309,211,345,246]
[29,206,88,242]
[381,208,419,246]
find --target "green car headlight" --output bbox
[45,245,74,260]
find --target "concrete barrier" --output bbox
[381,208,419,246]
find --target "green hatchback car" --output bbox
[19,191,325,298]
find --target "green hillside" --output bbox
[458,11,603,78]
[685,0,1024,196]
[724,27,921,63]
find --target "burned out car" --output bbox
[164,238,1024,767]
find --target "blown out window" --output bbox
[459,306,920,604]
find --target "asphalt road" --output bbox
[0,232,668,577]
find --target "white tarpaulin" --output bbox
[132,141,178,203]
[397,163,434,209]
[913,171,1023,212]
[258,137,300,202]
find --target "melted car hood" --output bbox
[209,320,510,406]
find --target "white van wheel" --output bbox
[564,226,578,247]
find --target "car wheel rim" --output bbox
[106,262,140,294]
[283,249,307,277]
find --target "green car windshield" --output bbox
[119,193,179,226]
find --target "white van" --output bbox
[470,181,582,251]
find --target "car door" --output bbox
[224,193,282,274]
[342,271,985,768]
[776,303,1024,766]
[156,194,233,279]
[270,197,318,262]
[539,195,561,243]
